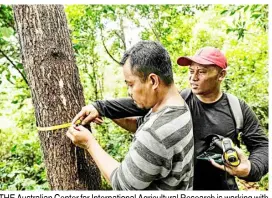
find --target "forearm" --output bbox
[242,147,268,181]
[87,137,120,183]
[93,98,148,119]
[112,117,138,133]
[240,101,269,181]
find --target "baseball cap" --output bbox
[177,46,228,69]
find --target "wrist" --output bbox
[239,159,251,178]
[244,160,251,177]
[92,102,104,117]
[86,135,98,153]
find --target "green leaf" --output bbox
[230,10,236,16]
[7,172,15,178]
[7,184,17,190]
[11,145,17,153]
[16,63,23,69]
[226,28,234,34]
[251,14,261,19]
[5,72,11,81]
[22,178,36,188]
[243,5,249,12]
[220,10,228,15]
[0,27,14,38]
[11,100,18,104]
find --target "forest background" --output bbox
[0,4,269,190]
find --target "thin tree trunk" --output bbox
[12,5,101,190]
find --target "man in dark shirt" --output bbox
[75,46,268,190]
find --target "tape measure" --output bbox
[37,120,81,131]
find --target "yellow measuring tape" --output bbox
[37,120,81,131]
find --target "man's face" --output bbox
[123,60,153,109]
[189,62,224,95]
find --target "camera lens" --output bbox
[228,156,237,163]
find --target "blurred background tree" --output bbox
[0,4,268,190]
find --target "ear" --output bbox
[219,69,227,81]
[148,73,159,90]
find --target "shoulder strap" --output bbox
[180,88,192,100]
[226,93,244,130]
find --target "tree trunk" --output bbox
[12,5,101,190]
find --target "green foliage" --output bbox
[220,5,268,39]
[223,33,268,132]
[258,174,269,190]
[0,97,48,190]
[0,5,14,28]
[0,139,49,190]
[0,5,27,88]
[0,4,268,190]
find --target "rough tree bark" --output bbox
[12,5,101,190]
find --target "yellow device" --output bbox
[222,138,240,167]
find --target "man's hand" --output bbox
[72,104,103,125]
[66,125,94,150]
[210,147,251,178]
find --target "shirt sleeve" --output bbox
[239,100,268,181]
[110,129,172,190]
[92,98,149,119]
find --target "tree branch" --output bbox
[100,29,121,65]
[114,31,126,50]
[119,17,127,50]
[148,21,160,41]
[0,49,29,86]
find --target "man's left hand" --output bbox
[210,147,251,178]
[66,125,94,150]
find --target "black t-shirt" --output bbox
[93,92,268,190]
[185,93,239,190]
[187,93,238,156]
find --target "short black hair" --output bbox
[120,40,174,86]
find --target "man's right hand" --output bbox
[72,104,103,125]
